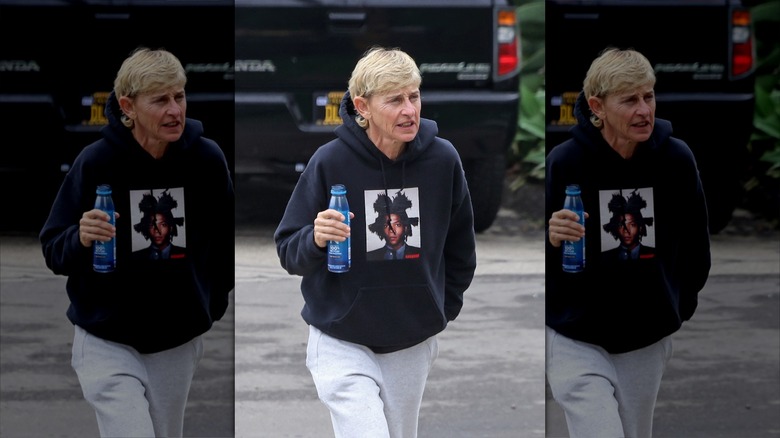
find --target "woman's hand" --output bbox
[548,209,588,248]
[313,209,354,249]
[79,209,119,248]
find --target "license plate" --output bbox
[313,91,345,126]
[550,90,579,126]
[84,91,111,126]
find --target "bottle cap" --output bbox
[330,184,347,195]
[565,184,580,195]
[96,184,112,195]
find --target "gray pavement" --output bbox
[0,235,234,438]
[233,212,547,438]
[1,205,778,437]
[546,231,780,438]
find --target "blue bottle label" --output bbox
[93,224,116,273]
[327,236,351,273]
[562,233,585,273]
[93,238,116,273]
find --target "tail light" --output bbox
[730,9,754,78]
[497,8,520,77]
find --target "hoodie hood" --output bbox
[102,90,204,153]
[336,90,437,167]
[571,90,673,153]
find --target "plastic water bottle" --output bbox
[562,184,585,273]
[327,184,351,273]
[93,184,116,273]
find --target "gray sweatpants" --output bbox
[546,326,673,438]
[306,325,438,438]
[71,325,204,438]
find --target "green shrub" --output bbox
[743,0,780,223]
[508,0,545,190]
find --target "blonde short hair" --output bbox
[114,47,187,99]
[583,48,655,99]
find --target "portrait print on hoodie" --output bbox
[599,187,656,261]
[130,187,187,261]
[365,188,422,261]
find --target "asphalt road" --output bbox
[545,231,780,438]
[0,235,235,438]
[1,191,778,438]
[233,210,547,438]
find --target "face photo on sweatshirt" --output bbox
[599,187,656,261]
[130,187,187,261]
[364,188,422,261]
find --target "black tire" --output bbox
[704,178,741,235]
[464,154,506,233]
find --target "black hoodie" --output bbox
[274,91,477,353]
[39,91,234,354]
[545,91,711,353]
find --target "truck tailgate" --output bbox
[234,0,518,175]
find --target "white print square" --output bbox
[129,187,186,252]
[363,187,421,252]
[598,187,655,252]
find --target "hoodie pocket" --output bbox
[331,283,447,348]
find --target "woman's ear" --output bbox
[587,95,603,119]
[353,96,370,120]
[118,95,135,119]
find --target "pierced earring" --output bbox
[356,114,369,129]
[120,114,134,128]
[590,114,603,128]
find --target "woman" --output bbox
[545,47,711,438]
[39,47,234,437]
[274,46,477,437]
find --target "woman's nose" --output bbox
[401,99,416,115]
[637,100,652,115]
[168,104,182,116]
